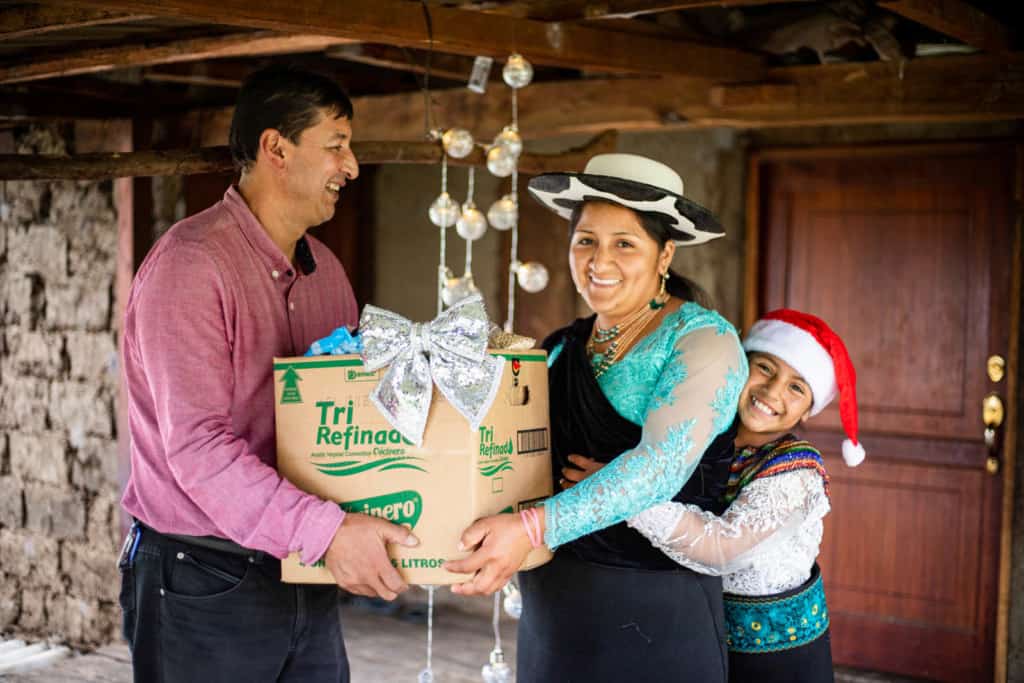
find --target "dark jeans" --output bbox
[119,525,349,683]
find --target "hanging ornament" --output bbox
[456,200,488,241]
[429,192,459,228]
[481,650,513,683]
[0,182,9,223]
[493,125,522,159]
[502,53,534,89]
[480,589,514,682]
[516,261,549,293]
[442,128,475,159]
[486,146,516,178]
[487,194,518,231]
[502,581,522,619]
[418,585,436,683]
[442,272,480,307]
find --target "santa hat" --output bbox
[743,309,865,467]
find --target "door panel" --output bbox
[757,145,1012,681]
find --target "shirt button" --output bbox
[271,270,280,280]
[289,302,295,311]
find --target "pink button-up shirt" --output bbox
[122,187,357,564]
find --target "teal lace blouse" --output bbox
[544,302,748,549]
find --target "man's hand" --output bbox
[323,513,418,601]
[444,513,534,596]
[560,454,604,490]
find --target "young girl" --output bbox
[565,308,864,682]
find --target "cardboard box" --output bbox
[273,350,553,585]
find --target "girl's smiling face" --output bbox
[737,352,814,446]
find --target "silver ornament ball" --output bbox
[442,273,480,307]
[493,126,523,159]
[418,669,434,683]
[517,261,549,293]
[481,649,513,683]
[456,202,488,241]
[502,586,522,619]
[486,146,516,178]
[487,194,518,231]
[481,662,512,683]
[441,128,475,159]
[428,192,458,228]
[502,53,534,89]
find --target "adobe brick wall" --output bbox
[0,124,122,648]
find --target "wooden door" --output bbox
[755,144,1015,682]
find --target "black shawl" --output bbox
[543,315,737,570]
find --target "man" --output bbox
[118,64,416,682]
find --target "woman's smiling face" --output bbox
[737,352,814,443]
[569,201,674,325]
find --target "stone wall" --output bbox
[0,125,122,647]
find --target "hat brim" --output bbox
[527,173,724,245]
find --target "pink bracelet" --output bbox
[520,508,543,548]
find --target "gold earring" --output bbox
[658,271,668,298]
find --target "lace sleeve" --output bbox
[544,325,747,549]
[626,469,830,575]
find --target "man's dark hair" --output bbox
[229,64,354,172]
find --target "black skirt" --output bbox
[728,631,833,683]
[517,549,728,683]
[514,317,736,683]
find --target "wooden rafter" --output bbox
[47,0,764,80]
[0,130,618,180]
[305,53,1024,139]
[515,0,813,21]
[0,31,358,85]
[326,44,493,84]
[878,0,1010,52]
[0,4,149,40]
[426,0,811,21]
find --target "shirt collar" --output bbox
[223,186,317,278]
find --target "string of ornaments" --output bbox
[418,53,538,683]
[427,53,549,329]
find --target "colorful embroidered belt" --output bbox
[723,564,829,654]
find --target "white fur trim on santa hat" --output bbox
[743,319,838,415]
[842,439,866,467]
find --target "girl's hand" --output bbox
[560,454,604,489]
[444,513,536,596]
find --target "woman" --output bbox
[567,309,865,682]
[444,153,747,682]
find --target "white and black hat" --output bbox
[527,153,724,245]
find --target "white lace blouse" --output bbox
[627,468,830,596]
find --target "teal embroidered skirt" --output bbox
[723,564,833,682]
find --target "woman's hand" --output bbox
[560,454,605,489]
[444,513,536,596]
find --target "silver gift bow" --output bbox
[359,295,505,446]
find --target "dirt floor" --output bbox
[1,595,924,682]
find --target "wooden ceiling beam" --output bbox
[877,0,1010,52]
[50,0,764,79]
[517,0,813,21]
[345,52,1024,138]
[0,129,618,180]
[0,31,358,84]
[0,4,149,40]
[426,0,811,21]
[326,44,486,84]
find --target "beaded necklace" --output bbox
[587,291,669,378]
